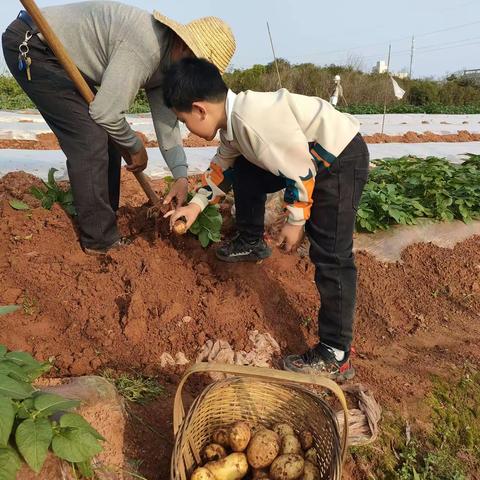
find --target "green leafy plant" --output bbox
[161,178,223,248]
[0,345,104,479]
[30,168,76,216]
[356,155,480,232]
[189,202,223,247]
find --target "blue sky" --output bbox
[1,0,479,78]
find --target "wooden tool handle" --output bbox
[20,0,94,104]
[19,0,160,205]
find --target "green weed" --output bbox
[101,369,165,404]
[30,168,76,216]
[351,369,480,479]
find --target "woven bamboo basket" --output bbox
[171,363,349,480]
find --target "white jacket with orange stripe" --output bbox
[190,88,360,225]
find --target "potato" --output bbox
[281,434,302,455]
[201,443,227,463]
[251,424,267,436]
[304,448,318,465]
[173,220,187,235]
[247,429,280,468]
[205,452,249,480]
[229,421,251,452]
[270,454,304,480]
[191,467,215,480]
[273,423,295,438]
[252,469,270,479]
[212,427,230,448]
[300,461,320,480]
[299,431,313,451]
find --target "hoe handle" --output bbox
[19,0,160,205]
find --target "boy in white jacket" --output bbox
[164,58,369,380]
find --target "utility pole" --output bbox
[409,35,415,78]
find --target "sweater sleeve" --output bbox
[189,131,240,210]
[146,87,187,179]
[88,45,148,154]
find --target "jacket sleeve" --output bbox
[88,45,148,154]
[146,86,188,179]
[189,131,240,210]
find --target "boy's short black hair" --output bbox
[163,57,228,112]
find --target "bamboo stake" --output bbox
[267,21,282,89]
[381,44,392,135]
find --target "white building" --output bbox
[373,60,388,74]
[372,60,409,79]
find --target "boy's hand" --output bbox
[276,223,304,252]
[164,203,202,230]
[164,177,188,207]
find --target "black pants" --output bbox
[233,133,370,351]
[2,19,121,249]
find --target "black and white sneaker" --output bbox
[215,235,272,263]
[283,343,355,382]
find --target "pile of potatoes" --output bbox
[190,421,321,480]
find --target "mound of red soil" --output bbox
[1,130,479,150]
[364,130,480,143]
[0,131,220,150]
[1,170,479,479]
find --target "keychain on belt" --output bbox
[18,30,33,81]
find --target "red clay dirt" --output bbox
[1,130,479,150]
[0,131,220,150]
[0,170,479,479]
[363,129,480,143]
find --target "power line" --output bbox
[415,20,480,38]
[351,35,480,62]
[413,39,480,56]
[287,19,480,62]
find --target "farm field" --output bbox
[0,111,479,479]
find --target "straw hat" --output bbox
[153,11,236,73]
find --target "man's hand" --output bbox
[164,177,188,207]
[125,144,148,173]
[276,223,304,252]
[164,202,202,230]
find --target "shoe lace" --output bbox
[301,343,337,366]
[228,235,254,254]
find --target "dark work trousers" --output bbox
[2,19,121,249]
[233,133,370,352]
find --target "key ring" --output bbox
[18,31,33,55]
[19,43,29,55]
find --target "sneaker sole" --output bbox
[83,239,131,256]
[283,359,356,382]
[215,249,272,263]
[83,247,109,256]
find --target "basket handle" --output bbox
[173,362,349,462]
